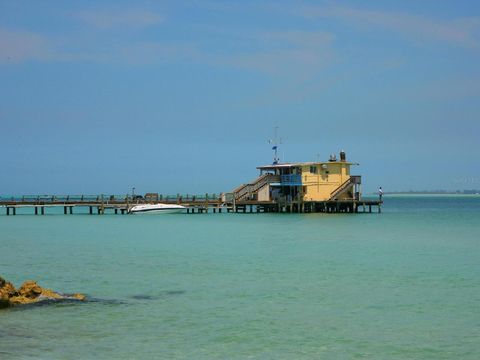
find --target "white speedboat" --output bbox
[129,203,186,214]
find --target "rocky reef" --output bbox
[0,276,85,309]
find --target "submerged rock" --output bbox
[0,276,86,309]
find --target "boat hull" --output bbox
[129,204,185,214]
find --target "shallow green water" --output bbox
[1,196,479,359]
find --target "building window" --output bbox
[310,166,317,174]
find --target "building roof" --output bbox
[257,161,356,170]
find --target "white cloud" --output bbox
[214,30,334,76]
[0,25,334,80]
[116,42,201,65]
[299,5,480,48]
[0,29,50,63]
[76,9,164,29]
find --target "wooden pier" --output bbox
[0,194,382,215]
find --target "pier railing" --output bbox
[0,194,222,205]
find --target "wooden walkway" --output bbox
[0,195,382,215]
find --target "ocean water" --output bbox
[1,195,479,359]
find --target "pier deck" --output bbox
[0,195,382,215]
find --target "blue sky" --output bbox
[1,0,479,194]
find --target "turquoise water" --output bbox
[1,196,479,359]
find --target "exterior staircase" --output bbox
[233,174,280,201]
[329,175,361,200]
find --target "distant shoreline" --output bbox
[379,192,480,196]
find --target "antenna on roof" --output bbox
[268,126,282,164]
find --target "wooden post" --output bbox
[6,207,9,216]
[64,206,67,214]
[115,208,118,214]
[41,206,45,215]
[69,206,73,214]
[35,207,38,215]
[13,207,16,215]
[369,205,372,213]
[89,206,93,215]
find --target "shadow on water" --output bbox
[130,290,186,300]
[0,327,35,339]
[1,290,186,313]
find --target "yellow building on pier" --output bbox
[233,151,362,203]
